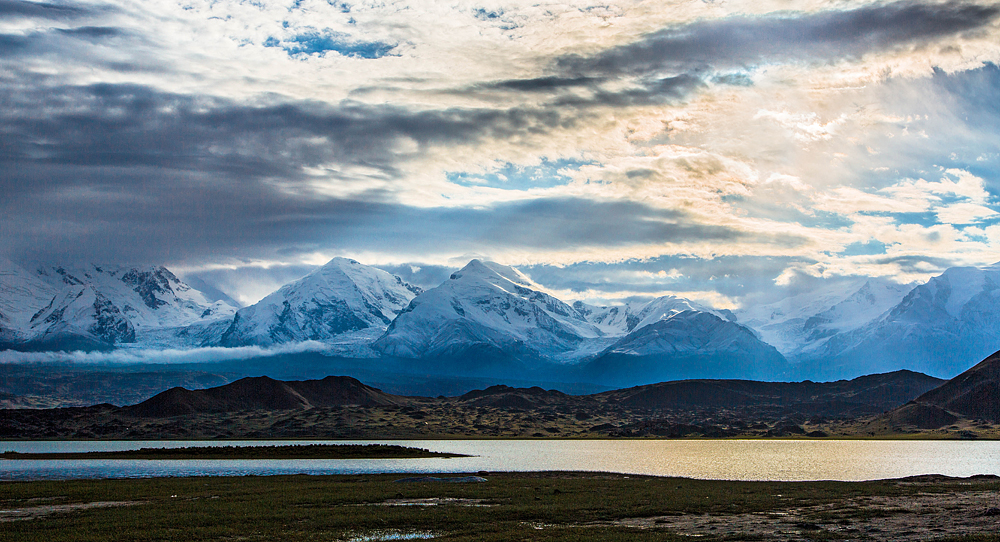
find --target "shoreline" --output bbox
[0,443,467,461]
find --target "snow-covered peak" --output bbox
[938,267,989,318]
[797,264,1000,378]
[271,257,421,321]
[605,310,757,356]
[373,259,602,360]
[29,264,238,329]
[738,278,869,329]
[631,295,731,331]
[0,261,238,349]
[882,265,999,324]
[736,277,914,355]
[814,278,915,331]
[450,260,537,290]
[575,295,732,337]
[219,257,419,347]
[28,284,135,348]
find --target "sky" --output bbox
[2,0,1000,307]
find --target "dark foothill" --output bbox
[392,476,488,483]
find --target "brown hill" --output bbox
[882,402,959,430]
[596,370,945,417]
[458,385,572,409]
[913,349,1000,423]
[124,375,401,417]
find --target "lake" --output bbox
[2,439,999,481]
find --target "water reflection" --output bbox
[2,439,999,481]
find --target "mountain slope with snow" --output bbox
[31,264,237,332]
[797,265,1000,379]
[219,258,420,347]
[581,310,789,386]
[372,260,604,368]
[26,285,136,351]
[0,260,58,346]
[573,296,736,336]
[736,277,913,356]
[0,261,237,350]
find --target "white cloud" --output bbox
[0,342,331,365]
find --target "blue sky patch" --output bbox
[265,31,395,59]
[863,210,941,227]
[447,159,591,191]
[840,240,888,256]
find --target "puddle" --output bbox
[342,530,436,541]
[0,501,141,522]
[375,497,492,507]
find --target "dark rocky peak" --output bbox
[120,267,177,310]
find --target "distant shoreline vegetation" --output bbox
[0,444,468,460]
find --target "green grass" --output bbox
[2,473,998,541]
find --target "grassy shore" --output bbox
[0,444,466,460]
[2,472,1000,541]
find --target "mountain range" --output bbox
[0,261,236,351]
[2,256,999,385]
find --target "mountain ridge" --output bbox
[219,257,420,347]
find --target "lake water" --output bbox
[2,439,1000,482]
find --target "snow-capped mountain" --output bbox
[27,285,135,351]
[576,296,737,336]
[0,259,59,346]
[372,260,604,365]
[32,264,237,331]
[13,254,999,386]
[797,265,1000,379]
[0,260,237,350]
[219,258,420,347]
[581,310,789,386]
[371,260,787,383]
[736,277,913,356]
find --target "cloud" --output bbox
[2,0,1000,309]
[0,341,330,365]
[559,1,1000,77]
[0,0,90,20]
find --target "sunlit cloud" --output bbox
[2,0,1000,307]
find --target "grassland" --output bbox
[0,444,465,460]
[2,472,1000,541]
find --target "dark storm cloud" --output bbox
[490,76,600,92]
[0,25,137,64]
[0,0,89,19]
[0,34,30,54]
[554,74,707,107]
[474,197,805,248]
[475,1,1000,109]
[561,1,1000,76]
[55,26,127,39]
[0,82,577,191]
[0,158,781,265]
[0,76,620,264]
